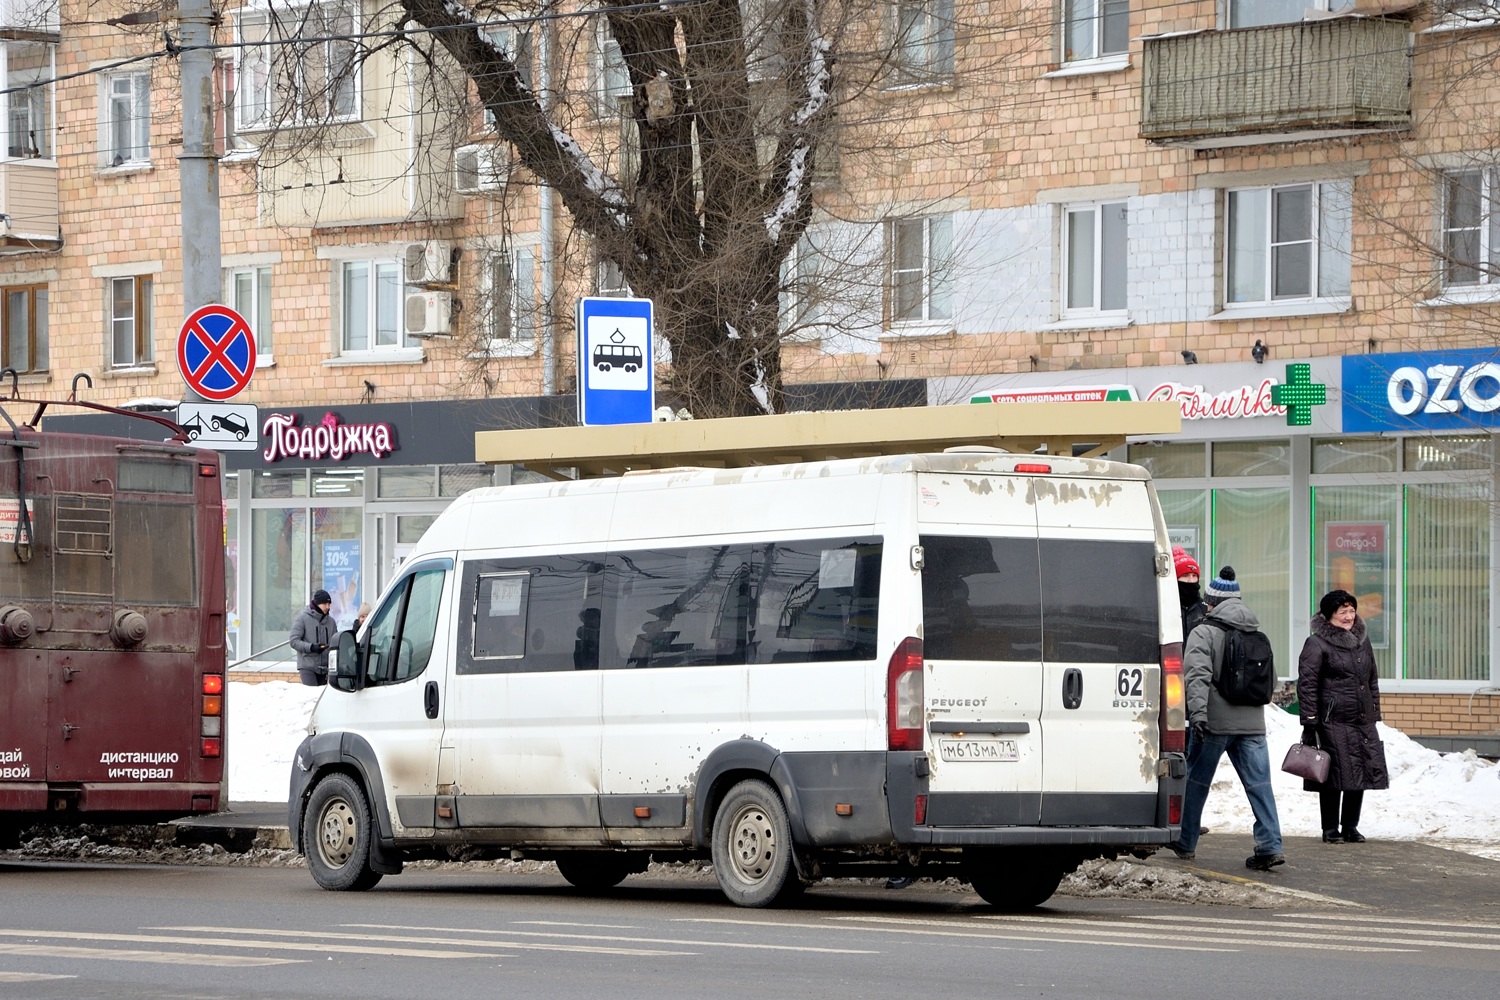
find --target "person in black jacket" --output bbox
[289,588,337,686]
[1174,546,1208,639]
[1297,590,1389,844]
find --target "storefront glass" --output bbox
[1311,484,1400,677]
[251,506,306,663]
[1406,481,1490,681]
[1212,487,1291,668]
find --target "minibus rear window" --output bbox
[921,536,1158,663]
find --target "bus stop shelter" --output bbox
[474,402,1182,479]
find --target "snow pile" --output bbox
[228,682,1500,859]
[1201,705,1500,858]
[228,681,323,801]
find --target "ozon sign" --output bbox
[1344,349,1500,432]
[1386,363,1500,416]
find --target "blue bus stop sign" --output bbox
[576,297,654,425]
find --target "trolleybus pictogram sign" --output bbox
[177,304,257,401]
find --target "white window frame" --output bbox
[228,265,274,361]
[888,215,953,332]
[1062,0,1130,65]
[887,0,956,88]
[1224,181,1351,310]
[1227,0,1353,30]
[107,275,154,369]
[779,233,826,341]
[484,248,536,357]
[4,39,55,160]
[592,17,631,117]
[1062,201,1129,318]
[100,70,150,168]
[597,257,631,297]
[234,2,361,134]
[1439,167,1500,292]
[335,258,419,360]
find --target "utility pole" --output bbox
[176,0,220,403]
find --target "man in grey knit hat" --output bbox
[1169,566,1285,871]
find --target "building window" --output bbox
[890,215,952,324]
[889,0,956,86]
[339,260,411,354]
[489,249,535,345]
[236,3,359,131]
[101,72,150,166]
[1064,0,1129,62]
[1226,182,1351,304]
[1229,0,1353,29]
[230,266,273,357]
[598,257,630,297]
[1,284,47,373]
[1441,168,1499,288]
[5,40,53,159]
[592,17,630,117]
[1063,202,1127,314]
[108,275,154,368]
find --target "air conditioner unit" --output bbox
[405,290,452,337]
[404,240,452,286]
[455,143,509,195]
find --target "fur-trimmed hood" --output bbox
[1310,612,1366,649]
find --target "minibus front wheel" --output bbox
[710,779,803,908]
[304,772,383,892]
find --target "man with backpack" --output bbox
[1168,566,1286,871]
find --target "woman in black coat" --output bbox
[1297,589,1389,844]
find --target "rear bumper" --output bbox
[0,782,221,814]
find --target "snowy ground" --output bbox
[228,680,1500,860]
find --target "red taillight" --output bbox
[1160,642,1185,753]
[914,794,928,826]
[886,636,924,751]
[199,464,217,477]
[201,737,221,758]
[1169,794,1182,825]
[1014,463,1052,473]
[202,673,224,695]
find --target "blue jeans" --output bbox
[1177,731,1283,857]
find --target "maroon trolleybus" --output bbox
[1,390,227,840]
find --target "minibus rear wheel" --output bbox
[968,859,1064,910]
[556,852,635,891]
[710,779,801,908]
[304,773,383,891]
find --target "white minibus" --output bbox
[290,450,1187,908]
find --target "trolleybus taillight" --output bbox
[886,636,925,751]
[201,673,224,756]
[1160,642,1184,753]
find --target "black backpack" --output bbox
[1207,619,1275,706]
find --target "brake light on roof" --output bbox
[886,636,925,751]
[1160,642,1184,753]
[1014,463,1052,473]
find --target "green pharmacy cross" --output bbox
[1270,363,1327,427]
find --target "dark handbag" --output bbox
[1281,742,1331,783]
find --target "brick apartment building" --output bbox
[2,1,1499,747]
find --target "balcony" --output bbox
[0,159,59,251]
[1140,17,1412,149]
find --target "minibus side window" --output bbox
[394,569,445,681]
[750,537,882,663]
[1038,539,1158,663]
[920,535,1043,661]
[458,555,603,674]
[362,567,446,684]
[605,545,752,668]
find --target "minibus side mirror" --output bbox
[331,630,364,692]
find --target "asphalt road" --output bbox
[1,858,1498,1000]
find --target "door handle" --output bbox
[1062,668,1083,710]
[424,681,439,720]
